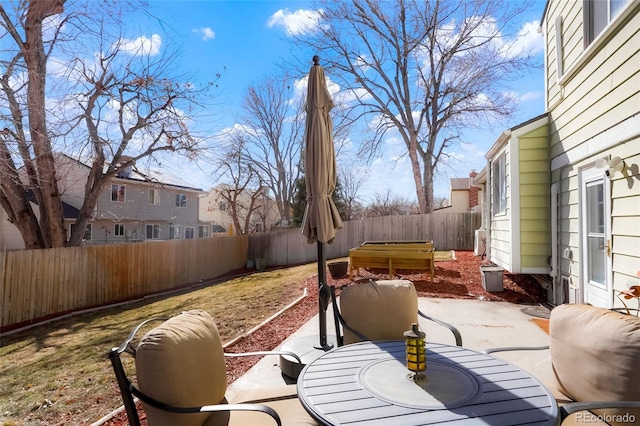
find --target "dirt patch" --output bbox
[105,251,547,425]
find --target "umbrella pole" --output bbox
[316,242,333,351]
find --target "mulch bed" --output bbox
[105,251,546,425]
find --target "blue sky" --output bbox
[126,1,548,202]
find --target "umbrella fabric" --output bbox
[301,61,343,244]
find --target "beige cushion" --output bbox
[550,304,640,424]
[222,385,316,426]
[339,279,418,345]
[136,310,227,426]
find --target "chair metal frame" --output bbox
[107,316,303,426]
[329,281,463,347]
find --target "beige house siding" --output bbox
[517,126,551,270]
[447,190,471,214]
[545,0,640,307]
[488,144,511,270]
[199,185,280,234]
[485,115,549,274]
[0,207,25,251]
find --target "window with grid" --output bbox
[185,227,195,239]
[111,184,126,202]
[146,224,160,239]
[169,225,181,240]
[114,223,125,236]
[148,189,160,205]
[198,226,210,238]
[176,193,187,207]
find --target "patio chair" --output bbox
[107,309,316,426]
[484,303,640,425]
[330,279,462,347]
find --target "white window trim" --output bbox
[492,154,507,217]
[176,193,187,208]
[114,223,125,237]
[169,225,181,240]
[184,226,195,239]
[111,184,126,203]
[199,225,210,238]
[149,189,160,205]
[145,223,161,240]
[559,0,636,87]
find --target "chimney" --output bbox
[469,170,479,208]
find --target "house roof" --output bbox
[58,153,204,192]
[26,190,79,219]
[451,178,470,191]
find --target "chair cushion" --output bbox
[339,279,419,345]
[136,310,228,426]
[220,385,317,426]
[550,304,640,423]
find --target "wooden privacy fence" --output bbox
[1,236,248,330]
[249,212,481,267]
[1,213,479,331]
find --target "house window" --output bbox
[169,225,181,240]
[176,193,187,208]
[114,223,125,236]
[493,154,507,216]
[148,189,160,205]
[111,184,126,202]
[146,224,160,239]
[185,227,195,239]
[584,0,631,46]
[198,225,210,238]
[219,201,228,211]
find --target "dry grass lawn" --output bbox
[0,263,316,426]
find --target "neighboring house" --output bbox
[434,171,483,214]
[479,0,639,309]
[1,154,211,250]
[199,184,280,234]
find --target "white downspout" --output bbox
[550,182,559,304]
[485,159,492,261]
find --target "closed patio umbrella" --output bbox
[301,55,343,349]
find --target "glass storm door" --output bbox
[581,168,612,307]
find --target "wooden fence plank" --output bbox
[0,213,478,330]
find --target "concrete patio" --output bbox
[227,297,554,398]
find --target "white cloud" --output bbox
[117,34,162,56]
[267,8,325,36]
[498,20,544,58]
[518,91,542,102]
[193,27,215,41]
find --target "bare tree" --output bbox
[365,190,417,217]
[0,1,217,248]
[295,0,539,213]
[337,162,367,220]
[232,75,305,225]
[211,141,264,235]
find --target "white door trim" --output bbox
[579,167,613,308]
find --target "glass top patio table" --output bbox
[297,340,558,426]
